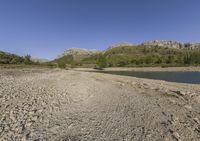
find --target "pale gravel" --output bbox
[0,68,200,141]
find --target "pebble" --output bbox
[184,105,192,111]
[193,118,200,124]
[175,90,187,96]
[1,68,200,141]
[173,132,180,141]
[195,95,200,103]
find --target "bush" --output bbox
[70,61,78,68]
[97,54,107,68]
[58,62,66,68]
[24,54,32,65]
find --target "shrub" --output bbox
[58,61,66,68]
[97,54,107,68]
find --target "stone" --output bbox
[142,40,200,49]
[195,95,200,103]
[193,118,200,124]
[184,105,192,111]
[172,132,180,141]
[195,126,200,134]
[31,116,38,121]
[26,122,32,127]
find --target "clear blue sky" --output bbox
[0,0,200,60]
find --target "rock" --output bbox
[119,83,125,87]
[193,118,200,124]
[56,48,99,59]
[142,40,200,49]
[26,122,32,127]
[177,91,187,96]
[4,125,10,131]
[195,126,200,134]
[131,81,137,86]
[172,132,180,141]
[171,90,187,96]
[171,115,179,125]
[31,116,38,122]
[29,111,35,115]
[184,105,192,111]
[0,126,4,133]
[107,42,134,50]
[169,99,176,104]
[195,95,200,103]
[21,135,28,141]
[37,109,43,113]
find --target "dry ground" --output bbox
[0,68,200,141]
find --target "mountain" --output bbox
[56,48,99,59]
[2,40,199,67]
[107,42,134,51]
[141,40,200,50]
[54,48,99,65]
[31,57,49,63]
[53,40,200,67]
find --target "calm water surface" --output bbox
[100,71,200,84]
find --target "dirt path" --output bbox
[0,69,200,141]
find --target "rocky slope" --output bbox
[107,42,135,50]
[107,40,200,50]
[56,40,200,61]
[141,40,200,49]
[57,48,99,59]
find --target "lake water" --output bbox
[99,71,200,84]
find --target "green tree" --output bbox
[166,55,174,64]
[97,54,107,68]
[24,54,32,65]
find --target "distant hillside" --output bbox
[53,48,99,67]
[53,40,200,68]
[0,51,25,64]
[0,51,34,65]
[31,57,49,63]
[103,45,200,67]
[142,40,200,49]
[56,48,99,59]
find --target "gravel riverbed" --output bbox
[0,68,200,141]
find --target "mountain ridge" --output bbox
[58,40,200,58]
[52,40,200,68]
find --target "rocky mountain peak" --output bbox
[57,48,99,59]
[107,42,134,50]
[141,40,200,49]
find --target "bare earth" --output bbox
[0,68,200,141]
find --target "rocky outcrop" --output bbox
[141,40,200,49]
[107,42,134,50]
[56,48,99,59]
[57,40,200,59]
[107,40,200,51]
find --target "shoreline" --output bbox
[75,66,200,72]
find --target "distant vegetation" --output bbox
[52,45,200,68]
[0,51,56,68]
[1,45,200,69]
[0,51,32,65]
[102,45,200,67]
